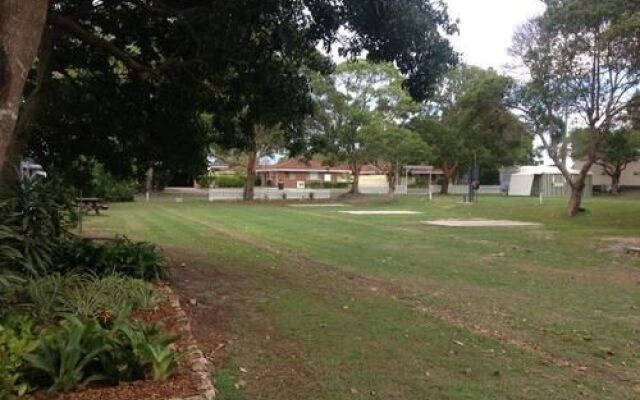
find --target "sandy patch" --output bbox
[338,210,423,215]
[422,219,541,227]
[289,203,350,208]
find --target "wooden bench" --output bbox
[76,197,109,215]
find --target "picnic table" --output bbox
[76,197,109,215]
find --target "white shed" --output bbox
[503,166,593,197]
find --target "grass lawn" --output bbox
[84,195,640,399]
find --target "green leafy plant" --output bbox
[214,175,246,188]
[307,181,350,189]
[23,273,164,322]
[0,314,38,399]
[25,314,179,392]
[24,273,70,321]
[116,318,179,381]
[196,174,216,188]
[24,316,109,392]
[135,340,178,381]
[53,236,168,281]
[73,160,136,202]
[0,176,76,276]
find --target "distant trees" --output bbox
[363,120,431,194]
[576,129,640,195]
[309,61,423,194]
[409,117,464,194]
[411,65,531,193]
[511,0,640,216]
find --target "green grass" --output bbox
[85,195,640,399]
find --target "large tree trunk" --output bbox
[610,168,622,195]
[440,175,450,194]
[439,164,456,195]
[10,26,53,166]
[243,149,258,201]
[566,184,585,217]
[0,0,49,188]
[349,164,360,195]
[386,169,397,195]
[564,159,593,217]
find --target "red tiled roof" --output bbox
[258,159,350,172]
[258,158,385,174]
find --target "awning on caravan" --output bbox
[508,174,535,196]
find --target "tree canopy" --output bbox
[308,61,423,193]
[362,120,431,192]
[1,0,460,192]
[411,65,531,192]
[511,0,640,215]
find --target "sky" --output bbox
[444,0,546,74]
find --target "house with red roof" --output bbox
[257,159,379,189]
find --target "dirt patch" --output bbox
[601,237,640,257]
[166,248,324,399]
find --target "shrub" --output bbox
[24,273,70,322]
[24,314,179,392]
[102,180,136,202]
[214,175,246,188]
[0,176,76,276]
[25,316,112,392]
[23,273,165,322]
[0,314,38,399]
[117,320,178,381]
[308,181,350,189]
[53,236,168,281]
[76,161,136,202]
[196,174,216,188]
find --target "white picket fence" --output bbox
[359,184,502,196]
[207,188,341,201]
[163,184,503,201]
[410,185,502,195]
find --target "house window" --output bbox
[324,174,332,182]
[309,172,320,181]
[553,174,566,187]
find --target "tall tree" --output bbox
[447,69,531,180]
[0,0,49,188]
[409,117,467,194]
[309,61,419,194]
[511,1,640,216]
[363,120,431,194]
[411,66,531,193]
[308,72,371,194]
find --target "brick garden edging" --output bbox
[163,287,216,400]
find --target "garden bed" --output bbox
[37,286,215,400]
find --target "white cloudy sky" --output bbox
[445,0,546,73]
